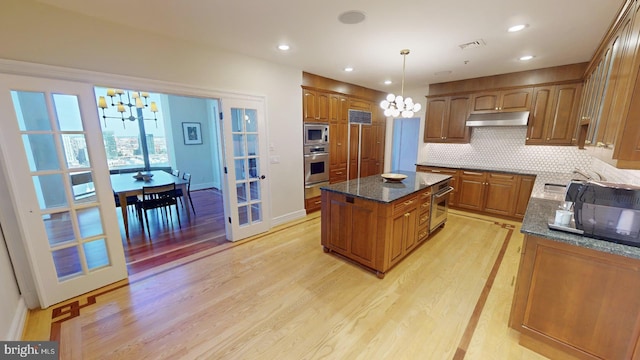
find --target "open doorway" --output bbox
[391,117,420,172]
[94,87,229,274]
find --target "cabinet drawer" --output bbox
[305,196,322,213]
[420,189,432,200]
[392,195,418,215]
[330,168,347,183]
[417,225,429,242]
[418,212,430,226]
[419,200,431,213]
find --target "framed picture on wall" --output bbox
[182,122,203,145]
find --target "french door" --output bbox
[0,74,127,308]
[220,97,271,241]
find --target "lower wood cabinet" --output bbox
[321,187,432,278]
[304,196,322,214]
[509,235,640,360]
[416,166,535,220]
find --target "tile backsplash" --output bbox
[420,127,640,185]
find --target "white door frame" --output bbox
[0,59,274,306]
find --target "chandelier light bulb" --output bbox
[380,49,422,118]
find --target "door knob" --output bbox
[260,175,266,179]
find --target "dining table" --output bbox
[110,170,190,238]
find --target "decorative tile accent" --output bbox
[421,127,591,173]
[420,127,640,185]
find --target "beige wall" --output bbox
[0,0,306,223]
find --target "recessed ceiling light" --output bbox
[519,55,534,61]
[508,24,527,32]
[338,10,366,25]
[344,67,354,72]
[278,44,290,51]
[384,80,392,85]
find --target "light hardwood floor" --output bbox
[23,209,553,360]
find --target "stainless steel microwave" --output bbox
[304,123,329,146]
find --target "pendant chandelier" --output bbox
[380,49,422,118]
[97,89,159,128]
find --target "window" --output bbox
[94,87,169,171]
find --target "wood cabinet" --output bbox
[419,167,534,220]
[527,83,582,145]
[321,186,434,278]
[471,88,533,113]
[329,94,349,183]
[303,88,329,123]
[322,192,379,269]
[424,95,471,143]
[416,166,459,207]
[304,196,322,214]
[578,0,640,168]
[510,234,640,360]
[514,175,535,218]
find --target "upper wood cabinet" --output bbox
[471,88,533,113]
[527,83,582,145]
[578,0,640,168]
[424,95,471,143]
[303,88,330,123]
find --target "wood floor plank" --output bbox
[23,210,550,359]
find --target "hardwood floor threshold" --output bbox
[453,218,515,360]
[47,214,320,341]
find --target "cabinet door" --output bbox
[511,236,640,360]
[514,175,535,218]
[367,124,385,176]
[348,124,360,179]
[546,84,582,144]
[500,88,533,112]
[329,122,348,169]
[471,92,500,112]
[424,97,448,142]
[457,171,486,211]
[389,207,418,267]
[329,94,349,124]
[527,86,555,144]
[303,89,329,123]
[349,199,378,267]
[446,95,471,142]
[303,89,318,122]
[483,173,517,216]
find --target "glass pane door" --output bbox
[0,74,126,308]
[221,97,270,241]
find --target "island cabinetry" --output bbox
[322,192,380,269]
[388,195,419,268]
[416,166,459,207]
[509,234,640,360]
[424,95,471,143]
[321,183,440,278]
[471,88,533,113]
[303,88,330,123]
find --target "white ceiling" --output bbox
[38,0,622,94]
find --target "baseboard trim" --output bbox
[272,209,307,226]
[7,297,27,340]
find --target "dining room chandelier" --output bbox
[380,49,422,118]
[97,89,159,128]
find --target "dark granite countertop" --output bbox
[416,162,537,176]
[521,197,640,259]
[320,171,451,203]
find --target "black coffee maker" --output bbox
[566,180,640,247]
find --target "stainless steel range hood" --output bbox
[466,111,529,127]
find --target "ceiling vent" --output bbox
[459,39,486,50]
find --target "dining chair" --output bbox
[113,192,140,215]
[136,183,181,237]
[181,172,196,215]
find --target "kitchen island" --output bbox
[509,197,640,360]
[320,171,451,278]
